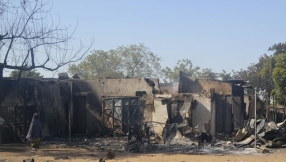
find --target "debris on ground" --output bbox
[106,151,116,159]
[234,119,286,148]
[99,157,105,162]
[23,158,34,162]
[18,118,286,157]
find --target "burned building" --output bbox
[0,77,161,143]
[0,71,248,144]
[70,78,159,136]
[0,78,66,143]
[178,72,247,136]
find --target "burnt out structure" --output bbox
[0,71,248,143]
[70,78,159,136]
[146,93,194,137]
[0,77,161,143]
[178,71,247,136]
[0,78,66,143]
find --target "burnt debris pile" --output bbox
[234,119,286,148]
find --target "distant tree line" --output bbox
[67,43,229,82]
[11,42,286,106]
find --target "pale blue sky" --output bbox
[26,0,286,77]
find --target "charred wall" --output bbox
[71,78,159,136]
[179,72,231,94]
[178,71,246,133]
[0,79,66,143]
[0,79,37,143]
[35,80,66,138]
[160,83,174,94]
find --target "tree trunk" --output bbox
[131,67,135,77]
[0,66,4,109]
[0,66,5,121]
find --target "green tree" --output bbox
[117,44,162,78]
[162,59,200,82]
[257,43,286,102]
[272,54,286,105]
[199,68,217,80]
[68,50,123,79]
[219,70,232,81]
[268,42,286,55]
[258,54,275,97]
[266,42,286,104]
[9,69,43,78]
[232,54,273,96]
[68,44,162,79]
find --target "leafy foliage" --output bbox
[272,54,286,104]
[232,54,274,96]
[268,42,286,55]
[68,50,123,79]
[218,70,232,81]
[231,42,286,105]
[162,59,200,82]
[199,68,218,80]
[9,69,43,78]
[68,44,162,79]
[117,44,162,78]
[70,40,286,107]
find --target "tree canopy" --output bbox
[219,70,232,81]
[229,42,286,105]
[162,59,200,82]
[272,53,286,104]
[68,44,162,79]
[9,69,43,78]
[199,68,217,80]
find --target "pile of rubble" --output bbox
[39,119,286,156]
[124,139,158,153]
[234,119,286,148]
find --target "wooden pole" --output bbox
[283,101,285,121]
[283,108,285,121]
[254,87,257,148]
[69,81,73,143]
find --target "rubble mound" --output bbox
[234,119,286,148]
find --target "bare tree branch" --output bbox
[0,0,93,76]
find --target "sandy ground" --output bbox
[0,143,285,162]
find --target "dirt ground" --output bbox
[0,143,285,162]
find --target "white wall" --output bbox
[192,94,212,133]
[152,99,168,136]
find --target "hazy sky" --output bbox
[22,0,286,78]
